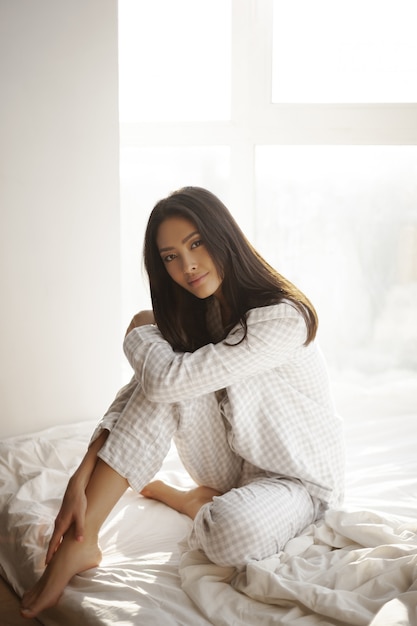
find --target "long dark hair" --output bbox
[144,186,318,352]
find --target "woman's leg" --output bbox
[21,383,181,618]
[21,459,128,618]
[190,475,321,568]
[144,473,321,569]
[141,481,223,519]
[173,393,242,493]
[157,398,322,568]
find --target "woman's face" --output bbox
[156,216,223,300]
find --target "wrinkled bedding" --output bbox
[0,376,416,625]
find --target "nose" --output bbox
[182,252,197,274]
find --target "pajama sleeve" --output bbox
[123,303,307,404]
[89,376,137,443]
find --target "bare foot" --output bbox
[141,480,222,519]
[20,529,101,619]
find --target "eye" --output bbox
[163,253,177,263]
[190,239,203,249]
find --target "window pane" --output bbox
[118,0,231,121]
[272,0,417,103]
[255,146,417,374]
[120,146,230,360]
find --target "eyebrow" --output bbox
[159,230,200,253]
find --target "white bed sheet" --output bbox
[0,375,416,626]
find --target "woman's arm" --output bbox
[125,310,155,336]
[46,310,154,563]
[89,311,155,441]
[45,430,108,563]
[124,303,308,404]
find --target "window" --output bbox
[118,0,231,121]
[118,0,417,377]
[272,0,417,103]
[256,145,417,372]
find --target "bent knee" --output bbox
[191,495,259,568]
[189,481,316,568]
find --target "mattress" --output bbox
[0,375,416,626]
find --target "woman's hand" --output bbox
[45,430,108,564]
[125,310,155,337]
[45,472,88,564]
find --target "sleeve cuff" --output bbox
[89,412,120,445]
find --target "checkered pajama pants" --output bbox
[98,383,320,568]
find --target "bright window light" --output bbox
[118,0,231,121]
[256,145,417,372]
[272,0,417,103]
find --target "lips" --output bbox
[188,273,208,287]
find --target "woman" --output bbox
[21,186,344,618]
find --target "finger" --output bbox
[45,512,70,563]
[73,512,85,543]
[45,528,63,564]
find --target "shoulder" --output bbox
[246,301,302,324]
[226,301,307,345]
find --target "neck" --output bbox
[214,293,231,327]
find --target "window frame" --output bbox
[119,0,417,241]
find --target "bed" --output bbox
[0,375,416,626]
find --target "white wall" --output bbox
[0,0,122,437]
